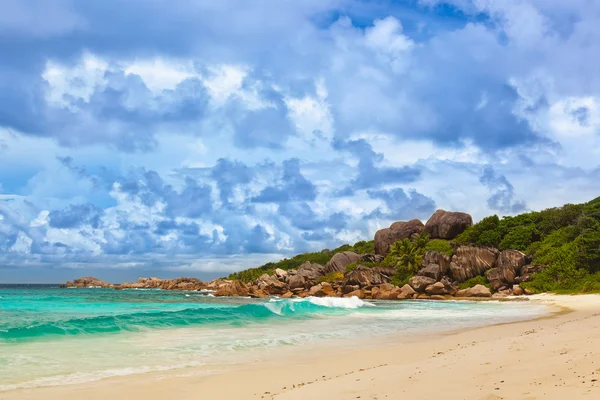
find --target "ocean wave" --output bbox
[305,296,373,309]
[0,298,370,341]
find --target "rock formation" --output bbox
[456,284,492,298]
[409,275,437,292]
[449,246,499,282]
[117,277,206,291]
[62,276,114,288]
[343,265,395,287]
[485,250,528,290]
[425,209,473,240]
[325,251,360,273]
[374,219,425,255]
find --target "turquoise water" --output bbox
[0,285,552,391]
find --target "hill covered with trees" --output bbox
[229,197,600,294]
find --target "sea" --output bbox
[0,284,553,392]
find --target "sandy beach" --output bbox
[4,294,600,400]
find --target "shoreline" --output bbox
[4,294,599,400]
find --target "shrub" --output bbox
[229,268,273,283]
[499,225,538,251]
[457,275,491,290]
[350,240,375,254]
[317,272,344,283]
[424,239,454,257]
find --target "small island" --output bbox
[64,196,600,299]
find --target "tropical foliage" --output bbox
[227,240,375,283]
[381,232,433,285]
[455,197,600,293]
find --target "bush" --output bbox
[423,239,454,257]
[350,240,375,254]
[317,272,344,283]
[499,225,538,251]
[457,275,491,290]
[229,268,273,283]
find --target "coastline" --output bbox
[4,294,599,400]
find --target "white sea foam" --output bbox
[306,296,373,309]
[0,362,205,392]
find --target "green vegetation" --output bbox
[456,198,600,293]
[424,239,454,257]
[228,240,375,283]
[228,197,600,293]
[317,272,344,284]
[381,232,431,285]
[458,275,491,290]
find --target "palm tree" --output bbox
[412,232,430,250]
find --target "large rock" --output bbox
[63,276,115,289]
[374,219,425,256]
[308,282,336,297]
[343,266,395,287]
[425,209,473,240]
[449,246,499,282]
[213,280,249,297]
[288,274,309,290]
[255,274,288,295]
[485,250,528,290]
[456,284,492,298]
[343,289,365,299]
[290,262,327,289]
[274,268,288,280]
[422,250,451,271]
[409,275,436,292]
[325,251,360,273]
[117,277,205,290]
[516,264,546,284]
[397,284,416,299]
[418,264,446,281]
[425,278,457,296]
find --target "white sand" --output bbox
[4,294,600,400]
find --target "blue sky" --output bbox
[1,0,600,283]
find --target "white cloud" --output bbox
[10,231,33,254]
[124,58,197,91]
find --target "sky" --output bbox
[1,0,600,283]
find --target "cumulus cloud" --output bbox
[1,0,600,280]
[479,166,527,214]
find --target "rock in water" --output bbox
[63,276,114,288]
[424,209,473,240]
[374,219,425,256]
[214,280,249,297]
[325,251,360,273]
[449,246,499,282]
